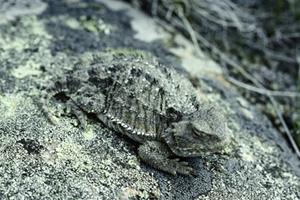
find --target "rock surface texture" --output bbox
[0,0,299,199]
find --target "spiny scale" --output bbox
[84,57,198,143]
[96,61,167,142]
[64,53,200,144]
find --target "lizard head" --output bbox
[162,107,229,157]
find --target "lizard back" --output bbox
[74,55,200,143]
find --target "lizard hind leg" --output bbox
[40,78,69,125]
[138,141,194,175]
[65,99,88,129]
[40,89,66,125]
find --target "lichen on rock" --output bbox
[0,0,299,199]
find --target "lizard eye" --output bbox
[192,126,203,137]
[166,107,182,122]
[191,121,211,137]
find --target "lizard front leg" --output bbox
[138,141,194,175]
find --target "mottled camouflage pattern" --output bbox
[43,50,229,175]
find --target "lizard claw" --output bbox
[168,158,195,176]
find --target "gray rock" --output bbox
[0,0,299,199]
[0,0,47,24]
